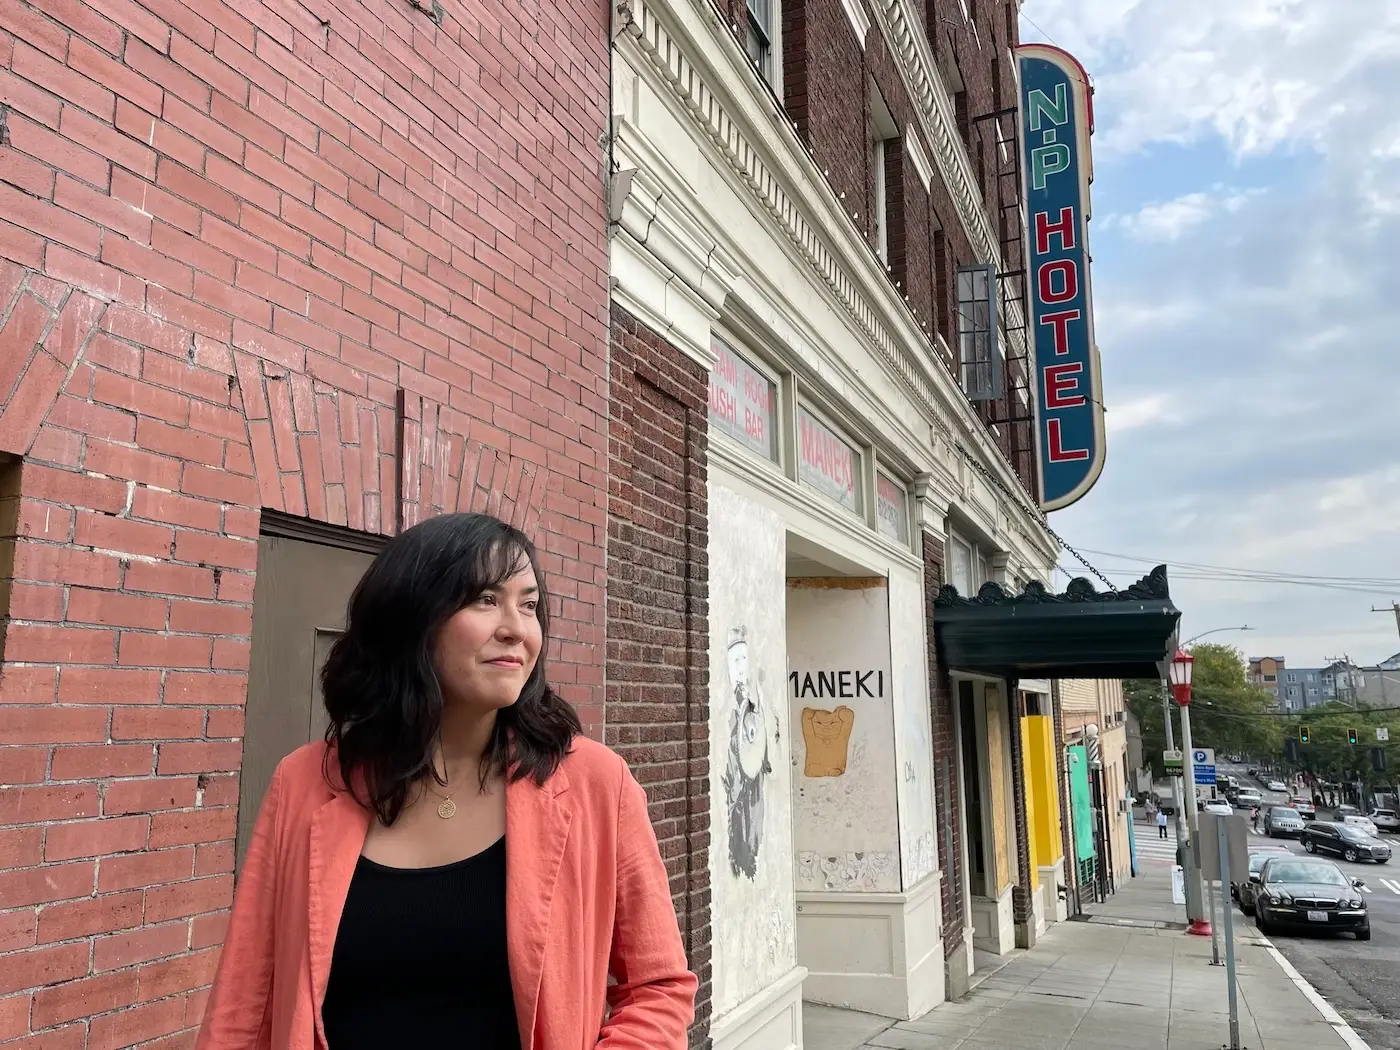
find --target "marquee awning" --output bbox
[932,565,1181,681]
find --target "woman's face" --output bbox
[434,560,543,713]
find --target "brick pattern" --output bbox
[606,304,712,1050]
[782,0,1034,497]
[0,0,609,1040]
[921,531,964,950]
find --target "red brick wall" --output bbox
[0,0,609,1040]
[921,530,964,951]
[606,304,712,1050]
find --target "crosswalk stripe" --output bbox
[1381,878,1400,895]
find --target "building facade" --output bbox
[1058,679,1131,894]
[609,0,1070,1044]
[0,0,1147,1045]
[0,0,614,1044]
[1248,655,1285,705]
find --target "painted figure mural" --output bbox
[723,625,776,879]
[800,706,855,776]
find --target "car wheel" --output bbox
[1304,840,1315,853]
[1345,849,1359,863]
[1357,926,1371,942]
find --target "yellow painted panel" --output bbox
[1022,715,1064,867]
[984,696,1009,892]
[1020,717,1040,889]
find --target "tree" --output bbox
[1123,644,1283,778]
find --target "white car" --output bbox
[1369,809,1400,833]
[1203,801,1233,817]
[1267,780,1287,792]
[1343,815,1380,837]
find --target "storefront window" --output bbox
[875,472,910,544]
[797,405,861,513]
[708,336,778,462]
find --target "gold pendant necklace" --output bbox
[436,796,457,819]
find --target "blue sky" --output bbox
[1021,0,1400,666]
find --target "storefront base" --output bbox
[1040,858,1068,923]
[711,966,807,1050]
[944,933,973,1001]
[796,872,945,1020]
[970,886,1016,956]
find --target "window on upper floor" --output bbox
[747,0,776,84]
[1287,671,1298,682]
[1264,674,1276,683]
[957,263,1001,400]
[869,82,899,266]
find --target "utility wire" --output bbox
[1071,546,1400,587]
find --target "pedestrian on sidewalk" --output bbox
[1157,807,1169,839]
[195,513,696,1050]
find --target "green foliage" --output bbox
[1124,643,1284,777]
[1288,703,1398,788]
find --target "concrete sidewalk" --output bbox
[804,851,1367,1050]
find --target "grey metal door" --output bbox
[237,530,378,873]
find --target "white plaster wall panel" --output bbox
[708,483,797,1017]
[787,581,901,893]
[888,567,937,889]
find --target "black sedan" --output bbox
[1300,821,1392,864]
[1253,857,1370,940]
[1236,847,1293,914]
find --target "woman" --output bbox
[197,513,696,1049]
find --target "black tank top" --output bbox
[321,836,521,1049]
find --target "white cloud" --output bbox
[1101,187,1263,242]
[1103,393,1175,434]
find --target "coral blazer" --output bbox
[195,737,696,1050]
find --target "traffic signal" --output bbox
[1299,725,1310,744]
[1373,747,1388,773]
[1348,727,1358,745]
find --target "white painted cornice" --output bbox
[612,0,1052,551]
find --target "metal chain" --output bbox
[955,445,1118,593]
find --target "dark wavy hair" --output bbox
[320,512,580,825]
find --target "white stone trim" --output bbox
[709,965,807,1050]
[613,0,1049,558]
[904,125,933,193]
[840,0,871,48]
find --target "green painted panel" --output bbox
[1067,744,1095,862]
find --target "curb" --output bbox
[1256,932,1372,1050]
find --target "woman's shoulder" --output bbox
[270,739,337,795]
[557,735,632,795]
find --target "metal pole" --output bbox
[1207,870,1221,965]
[1218,818,1241,1050]
[1180,704,1209,933]
[1161,680,1186,852]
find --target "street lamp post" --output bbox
[1159,626,1251,893]
[1171,648,1211,937]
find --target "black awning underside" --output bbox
[932,565,1181,681]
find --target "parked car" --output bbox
[1254,857,1369,940]
[1369,808,1400,833]
[1235,789,1262,808]
[1267,780,1287,793]
[1291,796,1317,820]
[1301,821,1392,864]
[1336,804,1361,819]
[1342,814,1380,837]
[1237,848,1293,913]
[1264,806,1305,837]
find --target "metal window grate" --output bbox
[956,262,1001,401]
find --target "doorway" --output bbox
[237,516,382,872]
[958,680,987,898]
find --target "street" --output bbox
[1221,760,1400,1049]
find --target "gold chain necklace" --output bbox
[427,782,458,819]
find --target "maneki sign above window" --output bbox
[1018,44,1106,512]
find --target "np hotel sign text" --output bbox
[1017,44,1106,512]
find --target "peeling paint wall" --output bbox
[889,568,937,889]
[708,483,796,1016]
[788,579,901,893]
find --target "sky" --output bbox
[1019,0,1400,667]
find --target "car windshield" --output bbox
[1339,826,1371,840]
[1265,861,1347,885]
[1272,808,1299,818]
